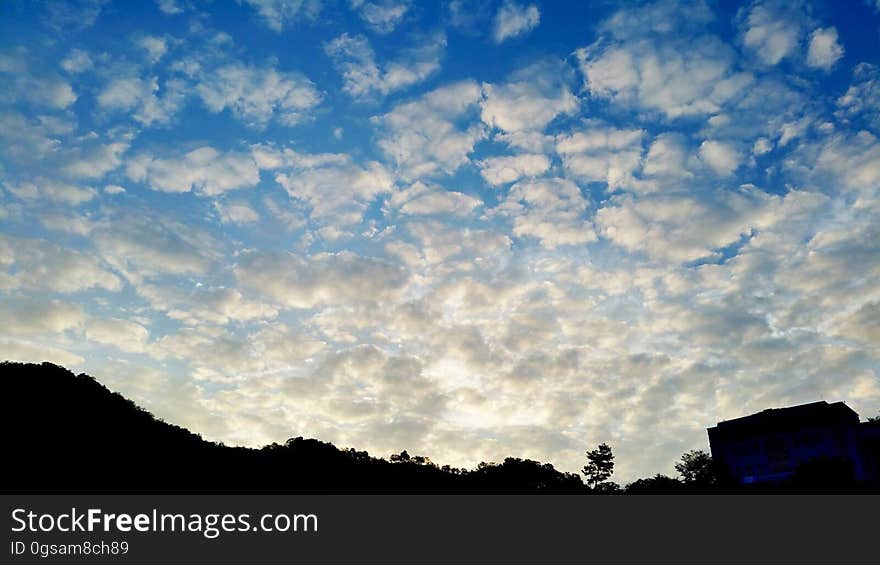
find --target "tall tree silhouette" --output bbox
[582,443,615,490]
[674,450,716,488]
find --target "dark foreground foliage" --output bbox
[1,362,585,493]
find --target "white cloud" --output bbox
[596,185,784,263]
[262,195,307,231]
[325,33,445,99]
[4,179,96,205]
[214,200,260,224]
[138,284,278,326]
[595,0,714,39]
[481,61,578,133]
[92,212,217,282]
[493,131,554,154]
[126,147,260,195]
[477,154,550,186]
[575,28,749,119]
[235,251,408,309]
[241,0,322,31]
[63,139,130,179]
[85,318,150,353]
[350,0,411,34]
[0,339,84,366]
[398,191,481,217]
[136,35,168,64]
[740,1,805,66]
[556,126,644,189]
[61,49,93,73]
[811,131,880,195]
[43,0,110,32]
[0,111,74,163]
[260,146,393,226]
[98,75,186,126]
[196,62,321,127]
[834,302,880,346]
[156,0,183,14]
[641,133,692,184]
[0,234,121,293]
[494,178,596,248]
[836,63,880,134]
[374,80,487,179]
[39,211,95,236]
[698,140,741,176]
[752,137,773,156]
[492,1,540,43]
[150,324,328,386]
[806,27,844,71]
[0,297,85,336]
[387,219,511,273]
[390,182,483,217]
[0,50,77,109]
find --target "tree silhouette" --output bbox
[625,474,683,493]
[593,481,621,493]
[582,442,615,490]
[674,450,716,488]
[469,457,585,491]
[1,362,592,493]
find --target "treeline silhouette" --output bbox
[2,362,876,493]
[2,362,585,493]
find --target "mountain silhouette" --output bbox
[2,362,586,493]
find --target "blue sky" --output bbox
[1,0,880,481]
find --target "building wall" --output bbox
[712,426,857,483]
[708,403,876,485]
[860,422,880,484]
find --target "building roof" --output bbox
[708,401,860,442]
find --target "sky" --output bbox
[1,0,879,483]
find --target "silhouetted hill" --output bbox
[1,362,586,493]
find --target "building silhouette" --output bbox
[708,401,880,486]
